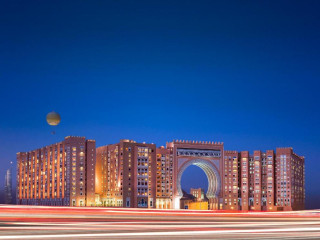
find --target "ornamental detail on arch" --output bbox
[177,148,221,157]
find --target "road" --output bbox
[0,205,319,239]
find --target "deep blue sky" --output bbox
[0,1,319,208]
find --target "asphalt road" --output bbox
[0,205,319,239]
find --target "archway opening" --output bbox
[176,159,221,210]
[181,165,208,195]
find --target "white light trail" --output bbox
[0,227,320,239]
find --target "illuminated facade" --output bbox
[223,148,304,211]
[16,136,304,211]
[275,148,305,211]
[190,188,205,202]
[95,140,157,208]
[16,136,96,207]
[166,140,223,210]
[155,146,173,209]
[151,140,304,211]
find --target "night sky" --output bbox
[1,1,319,208]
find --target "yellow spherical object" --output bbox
[46,111,61,126]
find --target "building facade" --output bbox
[190,188,205,202]
[167,140,224,210]
[16,136,304,211]
[150,140,304,211]
[95,139,157,208]
[222,148,304,211]
[16,136,96,207]
[155,146,174,209]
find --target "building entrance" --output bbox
[176,159,221,210]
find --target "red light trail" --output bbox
[0,205,319,239]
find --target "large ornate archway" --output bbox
[177,159,221,198]
[168,140,224,210]
[176,159,221,210]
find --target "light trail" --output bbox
[0,205,319,239]
[0,227,320,239]
[4,220,320,228]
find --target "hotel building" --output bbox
[151,140,304,211]
[16,136,304,211]
[155,146,174,209]
[223,148,305,211]
[16,136,96,207]
[95,140,157,208]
